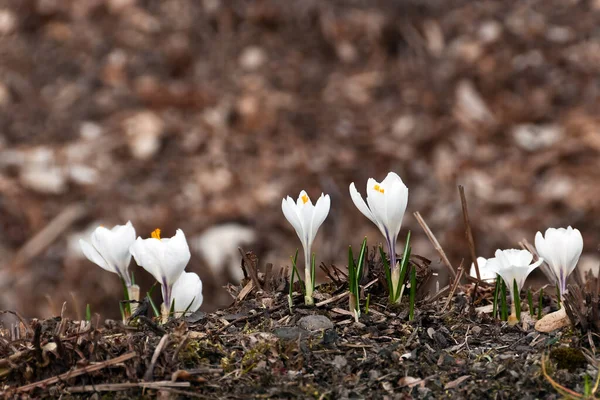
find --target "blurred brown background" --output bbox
[0,0,599,319]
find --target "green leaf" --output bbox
[397,231,412,300]
[131,271,136,286]
[119,301,125,322]
[513,279,521,321]
[380,246,393,301]
[182,296,196,317]
[364,293,371,314]
[289,249,301,312]
[147,293,160,318]
[147,281,158,297]
[356,237,367,287]
[500,279,508,321]
[121,278,131,317]
[85,304,92,322]
[556,284,561,309]
[409,264,416,321]
[348,245,356,294]
[492,276,500,319]
[527,289,534,317]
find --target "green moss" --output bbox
[241,341,272,373]
[177,339,225,368]
[549,347,587,372]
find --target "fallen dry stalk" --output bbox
[413,211,457,279]
[458,185,482,300]
[144,334,170,381]
[66,381,191,393]
[15,351,136,393]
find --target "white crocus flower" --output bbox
[80,221,136,286]
[487,249,544,324]
[349,172,408,301]
[281,190,331,305]
[469,257,496,283]
[535,226,583,298]
[129,228,190,317]
[171,272,203,315]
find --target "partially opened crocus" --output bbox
[281,190,331,305]
[349,172,408,301]
[171,272,203,315]
[469,257,496,283]
[80,221,136,286]
[129,228,190,317]
[487,249,544,324]
[535,226,583,298]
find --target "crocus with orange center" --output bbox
[281,190,331,305]
[349,172,408,301]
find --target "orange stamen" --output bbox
[151,228,161,240]
[301,194,309,204]
[374,184,385,194]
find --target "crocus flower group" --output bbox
[82,169,584,329]
[81,223,203,321]
[470,226,583,324]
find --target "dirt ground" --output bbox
[0,0,600,396]
[0,252,596,399]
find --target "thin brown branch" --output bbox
[238,248,262,291]
[144,334,170,381]
[66,381,191,393]
[16,352,136,393]
[441,260,464,312]
[458,186,482,301]
[413,211,456,279]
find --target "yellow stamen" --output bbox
[301,194,309,204]
[151,228,161,240]
[374,184,385,194]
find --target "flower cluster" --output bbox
[81,170,584,326]
[80,223,203,320]
[471,226,583,323]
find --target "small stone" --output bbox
[298,315,334,332]
[0,9,17,35]
[478,21,502,44]
[512,123,563,151]
[274,327,309,340]
[20,166,66,194]
[80,122,103,140]
[190,223,256,283]
[535,308,571,332]
[124,111,164,160]
[239,46,266,71]
[68,164,99,185]
[332,355,347,369]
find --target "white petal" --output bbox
[110,221,136,272]
[366,185,388,237]
[282,197,307,249]
[384,179,408,242]
[129,237,164,284]
[171,272,203,313]
[565,227,583,278]
[349,182,377,226]
[470,257,496,282]
[308,194,330,246]
[79,239,112,273]
[90,227,122,276]
[379,172,404,190]
[162,229,190,287]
